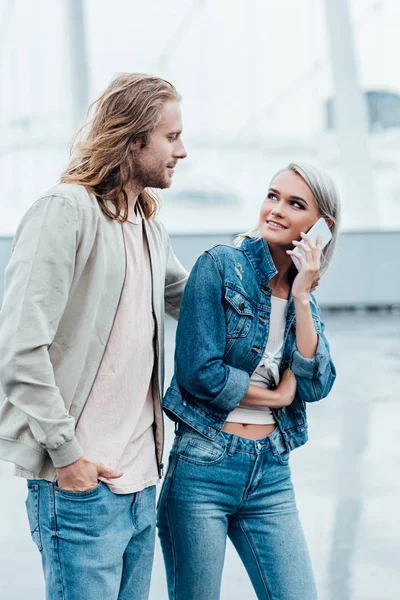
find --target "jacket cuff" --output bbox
[290,335,329,380]
[47,437,84,469]
[209,366,250,413]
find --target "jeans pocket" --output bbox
[272,435,291,465]
[55,481,103,498]
[179,434,226,466]
[25,483,43,552]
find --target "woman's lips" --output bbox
[266,221,287,230]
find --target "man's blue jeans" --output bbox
[25,480,156,600]
[157,426,318,600]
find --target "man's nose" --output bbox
[174,140,187,160]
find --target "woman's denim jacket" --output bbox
[163,236,336,452]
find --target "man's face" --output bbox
[132,99,187,190]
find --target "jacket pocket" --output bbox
[224,288,254,339]
[25,483,43,552]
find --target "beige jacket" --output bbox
[0,184,188,480]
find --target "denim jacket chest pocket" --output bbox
[223,287,254,339]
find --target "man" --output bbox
[0,73,188,599]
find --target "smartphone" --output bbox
[290,217,332,271]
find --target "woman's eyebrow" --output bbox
[269,188,309,206]
[289,195,308,206]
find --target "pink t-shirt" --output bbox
[16,213,159,494]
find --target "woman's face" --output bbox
[258,169,320,247]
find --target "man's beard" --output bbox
[132,153,171,190]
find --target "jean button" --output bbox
[256,442,262,450]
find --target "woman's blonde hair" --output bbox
[235,162,341,274]
[61,73,181,221]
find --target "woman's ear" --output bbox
[325,218,334,229]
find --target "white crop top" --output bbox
[226,295,288,425]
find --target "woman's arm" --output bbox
[174,251,250,413]
[240,369,297,408]
[287,232,336,401]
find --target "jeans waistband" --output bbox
[177,422,286,456]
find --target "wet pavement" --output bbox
[0,311,399,599]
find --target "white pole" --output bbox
[67,0,89,129]
[324,0,377,229]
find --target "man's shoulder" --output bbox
[39,183,98,211]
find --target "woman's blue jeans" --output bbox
[157,425,317,600]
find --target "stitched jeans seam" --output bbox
[237,517,272,600]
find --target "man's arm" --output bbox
[164,239,188,320]
[0,195,83,468]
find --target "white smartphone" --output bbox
[290,217,332,271]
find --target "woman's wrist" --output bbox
[240,387,281,408]
[292,293,310,305]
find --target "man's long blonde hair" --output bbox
[61,73,181,221]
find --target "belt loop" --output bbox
[268,431,277,456]
[227,434,238,457]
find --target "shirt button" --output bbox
[277,409,282,417]
[239,301,245,311]
[183,401,187,406]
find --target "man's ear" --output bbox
[130,133,147,152]
[130,140,142,154]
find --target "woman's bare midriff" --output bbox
[222,422,277,440]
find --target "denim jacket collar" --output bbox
[241,236,298,319]
[241,236,278,289]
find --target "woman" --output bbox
[157,162,340,600]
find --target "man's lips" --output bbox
[266,220,288,230]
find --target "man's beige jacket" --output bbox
[0,184,188,480]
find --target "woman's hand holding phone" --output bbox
[287,232,322,301]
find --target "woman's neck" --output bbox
[267,243,294,297]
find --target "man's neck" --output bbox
[124,182,144,219]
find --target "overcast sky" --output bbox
[1,0,400,140]
[1,0,400,233]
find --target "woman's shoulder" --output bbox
[206,242,244,263]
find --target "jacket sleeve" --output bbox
[164,240,189,320]
[174,251,250,413]
[289,306,336,402]
[0,196,84,467]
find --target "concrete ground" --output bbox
[0,311,399,599]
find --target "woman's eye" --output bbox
[267,193,278,201]
[168,135,178,141]
[290,201,304,210]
